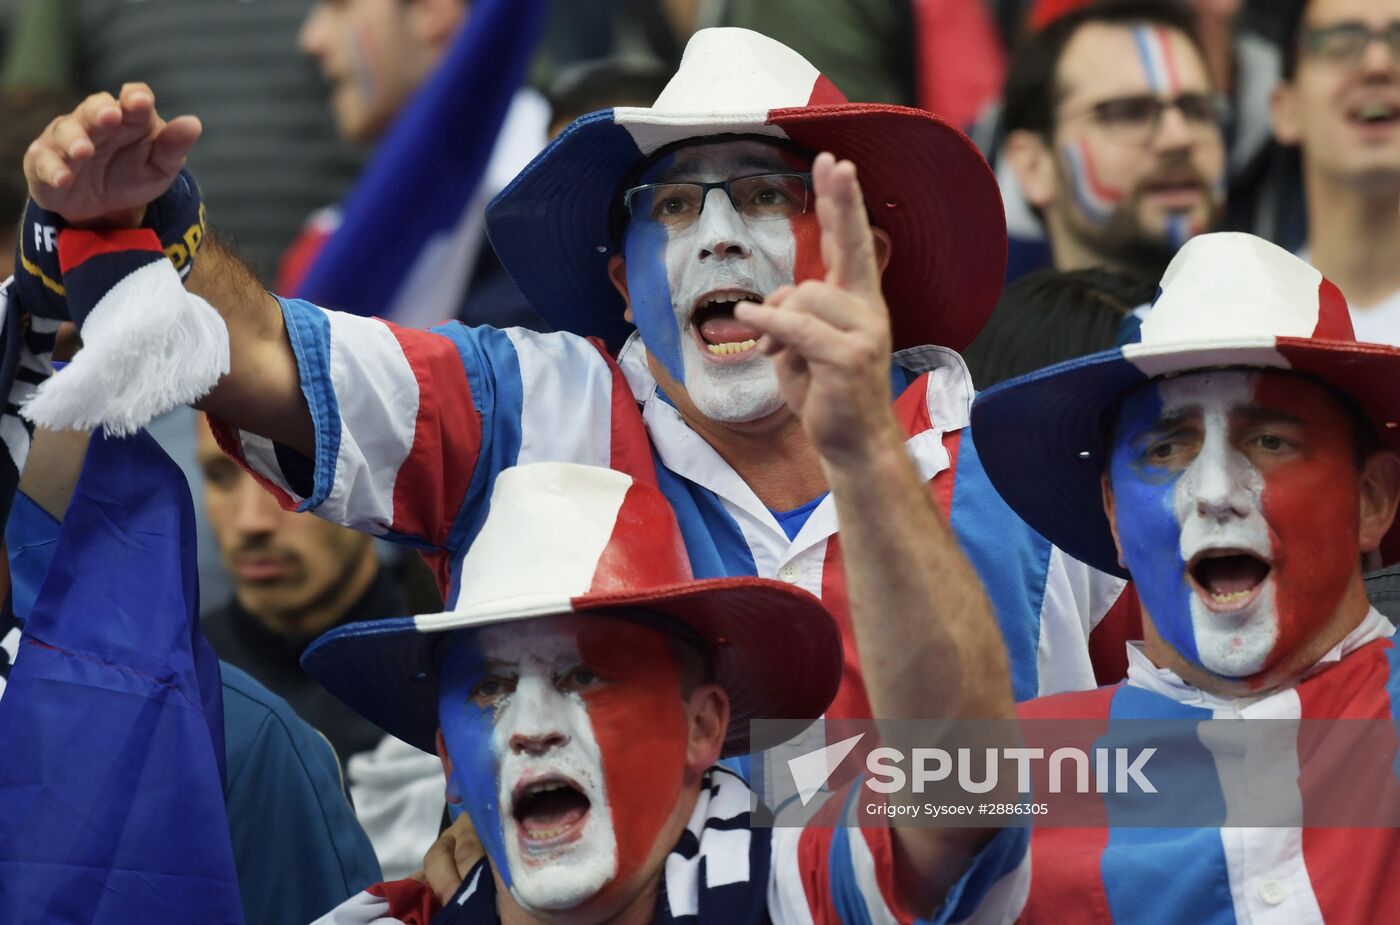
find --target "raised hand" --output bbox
[24,83,202,226]
[733,152,903,469]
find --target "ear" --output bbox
[435,727,462,804]
[870,226,893,276]
[607,253,635,324]
[407,0,466,49]
[1358,450,1400,554]
[683,684,729,776]
[1270,81,1302,147]
[1003,129,1060,210]
[1101,471,1128,570]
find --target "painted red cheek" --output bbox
[578,624,690,889]
[1254,379,1361,660]
[791,213,824,284]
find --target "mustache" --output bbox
[1130,160,1216,199]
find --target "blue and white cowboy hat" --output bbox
[486,27,1006,353]
[971,232,1400,579]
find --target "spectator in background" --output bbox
[1000,0,1228,280]
[1270,0,1400,345]
[726,0,1005,128]
[544,56,671,138]
[195,417,447,879]
[280,0,548,331]
[0,0,359,283]
[961,266,1157,389]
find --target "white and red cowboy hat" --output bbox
[486,27,1007,353]
[301,462,843,757]
[971,232,1400,578]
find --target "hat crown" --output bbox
[631,28,846,121]
[1138,232,1356,347]
[451,464,693,614]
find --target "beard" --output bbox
[1060,163,1221,279]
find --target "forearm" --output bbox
[823,416,1016,914]
[187,234,314,456]
[824,420,1014,725]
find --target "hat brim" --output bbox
[300,577,843,757]
[485,104,1007,354]
[970,336,1400,580]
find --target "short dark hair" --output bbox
[1279,0,1313,81]
[962,266,1157,389]
[1002,0,1206,139]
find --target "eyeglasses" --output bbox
[621,172,812,231]
[1303,22,1400,68]
[1061,93,1230,147]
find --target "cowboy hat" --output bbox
[970,232,1400,579]
[486,27,1007,353]
[301,462,843,756]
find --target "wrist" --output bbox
[818,415,911,477]
[72,205,147,231]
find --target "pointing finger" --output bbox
[813,152,881,300]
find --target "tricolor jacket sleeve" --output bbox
[768,784,1032,925]
[209,297,638,556]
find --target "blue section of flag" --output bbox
[279,296,342,511]
[296,0,548,317]
[947,427,1051,701]
[0,431,242,923]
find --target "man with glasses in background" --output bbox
[1272,0,1400,346]
[1002,0,1229,281]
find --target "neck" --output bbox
[648,356,830,509]
[243,545,379,638]
[1305,167,1400,308]
[1141,577,1373,698]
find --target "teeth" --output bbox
[706,339,758,355]
[524,780,568,797]
[700,292,758,308]
[1359,102,1396,121]
[524,825,570,841]
[1209,589,1252,604]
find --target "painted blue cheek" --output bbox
[1109,392,1199,665]
[439,642,513,887]
[622,219,685,383]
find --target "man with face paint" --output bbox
[1002,0,1229,280]
[21,27,1131,835]
[934,231,1400,920]
[300,457,1022,924]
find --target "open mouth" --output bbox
[1187,549,1272,613]
[1140,174,1204,206]
[512,775,591,851]
[1347,100,1400,129]
[690,290,763,359]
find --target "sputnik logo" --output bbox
[787,733,866,806]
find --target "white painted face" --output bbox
[438,616,691,914]
[621,140,823,423]
[440,623,616,910]
[1164,373,1280,676]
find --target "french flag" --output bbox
[294,0,548,327]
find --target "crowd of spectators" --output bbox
[3,0,1400,921]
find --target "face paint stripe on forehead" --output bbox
[1131,25,1180,96]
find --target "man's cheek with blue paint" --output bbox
[622,218,687,383]
[438,640,514,885]
[1108,385,1198,663]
